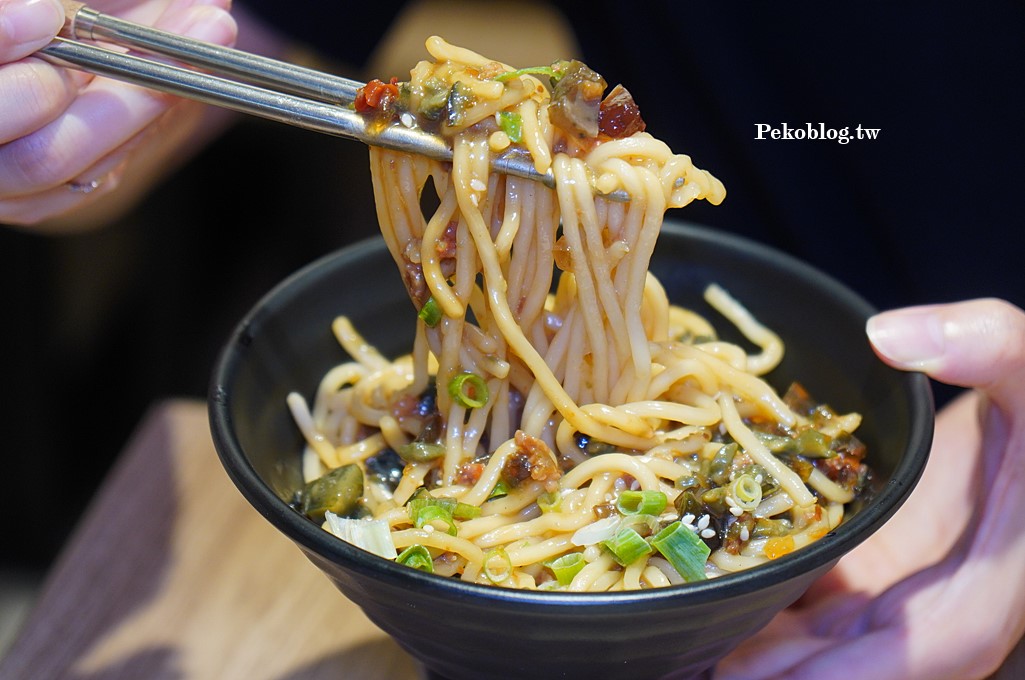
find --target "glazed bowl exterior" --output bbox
[209,221,933,680]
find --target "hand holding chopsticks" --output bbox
[0,0,238,226]
[5,0,623,226]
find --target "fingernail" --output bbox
[0,0,64,48]
[866,308,946,371]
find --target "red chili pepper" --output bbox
[354,77,400,113]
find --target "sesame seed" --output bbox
[470,178,487,192]
[739,527,750,542]
[730,506,744,517]
[400,112,415,128]
[682,513,696,526]
[700,528,716,539]
[697,514,710,531]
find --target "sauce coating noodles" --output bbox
[288,38,871,590]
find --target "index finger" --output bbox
[0,0,65,63]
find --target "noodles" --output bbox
[288,38,873,590]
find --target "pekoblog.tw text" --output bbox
[754,123,880,145]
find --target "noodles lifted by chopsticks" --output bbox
[287,37,872,590]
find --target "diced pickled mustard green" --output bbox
[396,441,446,462]
[301,464,363,522]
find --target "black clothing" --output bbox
[244,0,1025,311]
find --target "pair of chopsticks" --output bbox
[38,2,561,190]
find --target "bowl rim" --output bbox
[208,219,934,608]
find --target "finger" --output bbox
[0,91,212,227]
[760,628,921,680]
[0,58,81,143]
[712,610,836,680]
[807,391,983,598]
[0,2,236,198]
[780,419,1025,679]
[0,0,64,62]
[0,130,131,226]
[768,565,1021,680]
[866,299,1025,407]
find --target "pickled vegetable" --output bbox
[301,464,363,522]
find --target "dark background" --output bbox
[1,119,380,570]
[2,1,1023,578]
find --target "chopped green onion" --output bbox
[408,496,456,535]
[396,544,434,572]
[452,501,482,520]
[410,502,457,535]
[545,552,585,586]
[418,296,442,327]
[406,494,479,536]
[396,441,446,462]
[651,521,710,582]
[616,490,668,517]
[601,527,653,566]
[620,513,660,538]
[448,372,489,409]
[407,486,432,502]
[730,474,763,511]
[494,65,558,82]
[537,490,562,514]
[483,548,513,584]
[496,111,523,142]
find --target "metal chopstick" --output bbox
[38,3,628,198]
[61,1,361,105]
[39,36,457,163]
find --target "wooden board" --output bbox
[0,400,421,680]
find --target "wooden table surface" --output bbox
[2,399,1022,679]
[0,400,422,680]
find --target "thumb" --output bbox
[866,298,1025,406]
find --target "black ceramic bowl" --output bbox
[209,220,933,680]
